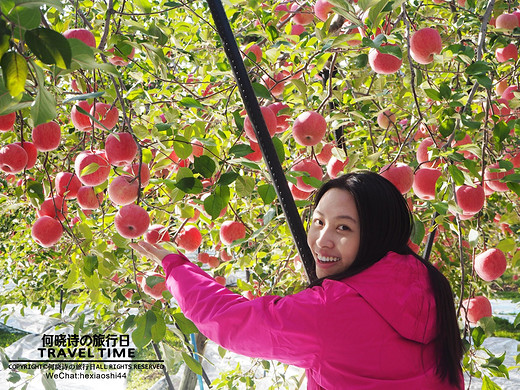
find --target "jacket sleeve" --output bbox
[161,253,323,368]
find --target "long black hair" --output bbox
[309,171,463,387]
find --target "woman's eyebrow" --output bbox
[313,210,357,223]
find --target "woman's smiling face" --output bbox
[307,188,361,279]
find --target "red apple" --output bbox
[55,172,82,199]
[208,256,220,268]
[326,157,348,179]
[377,110,396,129]
[291,159,323,192]
[289,182,312,200]
[455,184,485,214]
[292,111,327,146]
[244,140,262,162]
[108,46,135,66]
[495,44,518,63]
[74,150,111,186]
[215,275,226,286]
[243,106,278,141]
[290,3,314,25]
[90,102,119,130]
[0,112,16,131]
[140,272,167,299]
[105,132,138,166]
[114,204,150,238]
[413,168,442,200]
[32,121,61,151]
[410,28,442,65]
[290,23,305,36]
[31,216,63,247]
[108,175,139,205]
[123,163,150,187]
[262,72,286,97]
[244,44,262,62]
[316,142,334,164]
[0,143,28,173]
[219,220,246,245]
[144,224,170,244]
[502,85,518,100]
[314,0,334,22]
[461,296,492,325]
[76,186,104,209]
[63,28,96,47]
[484,162,514,192]
[14,142,37,169]
[496,13,519,30]
[37,196,68,221]
[416,138,439,168]
[475,248,507,281]
[496,79,509,96]
[368,44,402,74]
[176,225,203,252]
[71,101,93,131]
[380,163,414,194]
[267,102,290,132]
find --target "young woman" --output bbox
[131,171,464,389]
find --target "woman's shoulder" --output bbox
[334,252,437,344]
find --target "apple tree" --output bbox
[0,0,519,388]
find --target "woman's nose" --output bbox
[316,226,334,248]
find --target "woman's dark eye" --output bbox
[338,225,350,231]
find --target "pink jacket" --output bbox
[162,251,463,389]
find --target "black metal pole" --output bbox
[206,0,316,282]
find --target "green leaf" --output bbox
[179,97,204,110]
[471,326,486,347]
[473,75,492,89]
[203,193,226,219]
[26,180,44,202]
[83,255,98,277]
[123,314,136,333]
[507,182,520,196]
[7,6,41,32]
[424,88,442,101]
[252,82,272,100]
[235,175,255,196]
[1,51,28,96]
[439,82,451,99]
[448,165,465,186]
[258,184,276,205]
[411,217,425,245]
[151,311,166,342]
[15,0,64,11]
[438,117,455,137]
[465,61,491,75]
[182,352,203,375]
[482,375,502,389]
[193,155,216,178]
[172,312,198,334]
[32,82,56,126]
[146,275,165,288]
[272,137,285,163]
[218,171,239,186]
[68,39,119,75]
[63,91,104,104]
[175,177,203,194]
[514,312,520,328]
[229,144,253,158]
[377,44,402,60]
[135,0,152,13]
[132,310,157,349]
[353,53,368,68]
[25,28,72,69]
